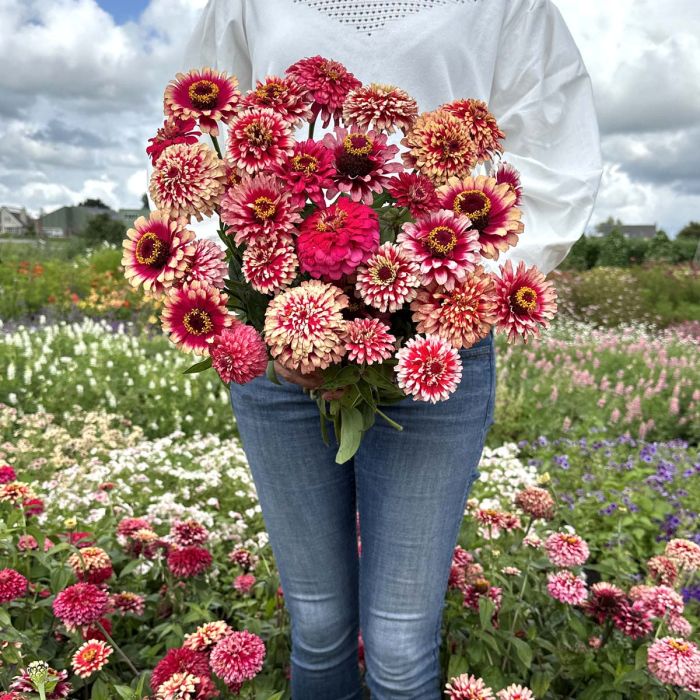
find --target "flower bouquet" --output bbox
[123,57,557,463]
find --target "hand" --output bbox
[273,361,346,401]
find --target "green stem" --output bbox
[38,687,47,700]
[210,134,223,160]
[308,118,316,140]
[97,622,139,677]
[375,408,403,431]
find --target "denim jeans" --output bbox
[229,331,496,700]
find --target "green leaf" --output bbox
[478,596,495,630]
[635,645,647,671]
[530,671,552,697]
[0,608,11,627]
[266,360,281,385]
[335,405,363,464]
[119,558,144,578]
[320,366,360,391]
[183,356,212,374]
[511,637,533,670]
[91,678,110,700]
[114,686,135,700]
[446,654,469,679]
[265,693,285,700]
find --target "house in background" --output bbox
[0,206,34,235]
[595,223,658,240]
[39,205,119,237]
[117,208,150,227]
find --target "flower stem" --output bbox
[308,118,316,140]
[375,408,403,431]
[97,622,139,677]
[210,134,223,160]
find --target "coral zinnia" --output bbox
[184,621,233,653]
[67,546,113,584]
[161,281,232,355]
[151,647,210,692]
[242,75,312,127]
[242,235,299,295]
[444,673,494,700]
[53,583,108,629]
[386,171,440,219]
[149,143,226,222]
[264,280,348,374]
[180,239,228,289]
[167,546,213,578]
[496,162,523,207]
[492,261,557,342]
[647,637,700,687]
[355,242,420,312]
[343,83,418,134]
[71,640,113,678]
[297,198,379,280]
[226,108,294,175]
[122,211,196,296]
[286,55,361,127]
[410,268,498,349]
[544,532,590,567]
[402,108,477,185]
[345,318,396,365]
[438,175,523,260]
[0,568,27,603]
[514,486,555,520]
[234,573,256,593]
[210,630,266,686]
[164,67,241,136]
[210,323,269,385]
[323,127,402,205]
[397,210,480,290]
[395,335,462,403]
[147,117,201,166]
[440,98,505,162]
[546,571,588,605]
[272,138,336,208]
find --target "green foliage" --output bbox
[81,213,127,246]
[677,221,700,240]
[597,229,631,267]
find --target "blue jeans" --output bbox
[229,332,496,700]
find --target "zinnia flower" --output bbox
[438,175,523,260]
[210,323,269,385]
[386,171,440,219]
[149,143,226,222]
[397,210,480,290]
[496,686,534,700]
[0,568,27,603]
[242,75,311,127]
[0,482,33,505]
[444,673,494,700]
[271,139,335,208]
[546,571,588,605]
[226,108,294,175]
[53,583,108,629]
[514,486,555,520]
[668,614,693,638]
[117,517,152,538]
[402,108,477,185]
[167,546,213,578]
[156,671,218,700]
[492,260,557,342]
[343,83,418,134]
[395,334,462,403]
[264,280,348,374]
[344,317,396,364]
[67,546,113,584]
[647,637,700,687]
[234,573,256,593]
[220,173,302,246]
[648,555,679,587]
[147,117,201,166]
[164,67,241,135]
[151,648,210,693]
[544,532,590,567]
[582,582,626,624]
[110,592,145,616]
[229,547,259,571]
[496,162,523,206]
[171,520,209,546]
[0,465,16,483]
[665,539,700,572]
[410,268,498,349]
[242,236,299,295]
[161,281,232,355]
[297,198,379,280]
[286,55,361,127]
[440,98,505,161]
[613,599,654,639]
[632,585,685,619]
[180,239,228,289]
[184,621,233,653]
[71,640,113,678]
[322,127,402,204]
[10,667,71,699]
[209,631,266,687]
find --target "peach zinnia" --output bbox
[445,673,494,700]
[180,238,228,290]
[438,175,523,260]
[164,67,241,136]
[242,75,312,128]
[345,318,396,365]
[342,83,418,134]
[242,236,298,295]
[440,98,505,162]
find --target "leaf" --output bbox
[511,637,533,670]
[114,686,135,700]
[266,360,281,385]
[446,654,469,679]
[478,596,495,630]
[91,678,110,700]
[265,693,285,700]
[183,356,212,374]
[119,559,144,578]
[335,405,364,464]
[320,366,360,391]
[530,671,551,697]
[635,645,647,671]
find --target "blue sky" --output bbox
[96,0,150,23]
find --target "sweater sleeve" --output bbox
[488,0,603,274]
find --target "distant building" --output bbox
[0,206,34,235]
[38,205,120,237]
[117,208,150,227]
[596,223,657,240]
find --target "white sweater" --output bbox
[184,0,603,274]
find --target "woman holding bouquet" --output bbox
[183,1,602,698]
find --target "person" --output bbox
[184,2,602,698]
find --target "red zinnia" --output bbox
[613,600,654,639]
[495,162,523,207]
[0,568,28,603]
[582,582,626,624]
[386,171,440,219]
[272,138,336,208]
[180,239,228,290]
[167,546,213,578]
[210,631,266,686]
[233,573,256,593]
[147,117,201,166]
[151,647,210,692]
[242,235,299,295]
[170,520,209,547]
[71,640,113,678]
[0,465,17,483]
[53,583,109,630]
[345,317,396,365]
[210,323,269,385]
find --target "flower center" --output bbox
[82,649,97,662]
[343,134,373,157]
[183,309,214,336]
[135,232,168,268]
[316,209,348,233]
[255,81,285,102]
[370,261,398,286]
[244,122,273,148]
[562,535,579,545]
[513,286,538,312]
[319,60,341,81]
[453,190,491,229]
[291,153,319,175]
[426,225,458,255]
[188,80,220,110]
[252,196,277,221]
[336,134,375,178]
[669,640,690,653]
[427,359,444,376]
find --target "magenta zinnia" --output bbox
[110,592,145,616]
[67,546,113,584]
[544,532,590,567]
[613,600,653,639]
[71,640,113,678]
[167,546,213,578]
[397,210,480,290]
[395,335,462,403]
[492,261,557,342]
[180,238,228,289]
[161,281,232,355]
[496,162,523,207]
[410,268,498,349]
[345,318,396,365]
[438,175,523,260]
[297,198,379,280]
[272,138,335,208]
[209,630,266,687]
[170,519,209,546]
[440,98,505,162]
[386,171,440,219]
[151,648,210,692]
[164,67,241,136]
[147,117,201,166]
[242,75,312,127]
[444,673,494,700]
[149,142,226,222]
[210,323,269,385]
[647,637,700,688]
[343,83,418,134]
[122,211,195,296]
[0,568,27,603]
[264,280,348,374]
[242,236,298,295]
[53,583,108,629]
[582,582,626,624]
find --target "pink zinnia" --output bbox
[147,117,201,166]
[226,108,294,175]
[444,673,494,700]
[665,538,700,572]
[546,571,588,605]
[492,260,557,342]
[297,198,379,280]
[242,75,312,127]
[161,281,232,355]
[272,139,335,208]
[117,517,151,538]
[648,555,678,587]
[0,568,27,603]
[386,171,440,219]
[110,592,145,616]
[0,465,18,483]
[669,614,693,638]
[210,323,269,385]
[544,532,590,567]
[514,486,555,520]
[167,546,213,578]
[151,647,210,692]
[322,127,402,205]
[210,630,266,686]
[395,335,462,403]
[233,573,256,593]
[397,210,480,290]
[496,686,534,700]
[345,317,396,365]
[632,585,684,620]
[180,239,228,290]
[647,637,700,688]
[440,98,505,162]
[53,583,108,629]
[219,173,302,246]
[613,600,654,639]
[285,55,361,127]
[496,162,523,207]
[171,520,209,546]
[71,640,113,678]
[229,547,258,571]
[67,546,113,584]
[184,621,233,653]
[10,668,71,699]
[342,83,418,134]
[242,235,299,295]
[355,242,420,312]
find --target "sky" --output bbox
[1,0,699,236]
